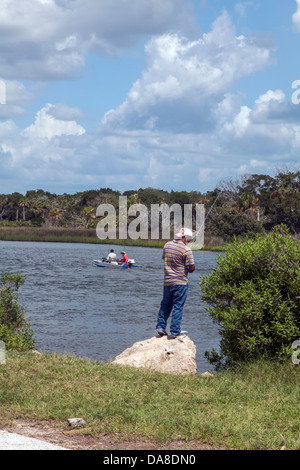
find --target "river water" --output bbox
[0,240,224,373]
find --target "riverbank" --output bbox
[0,351,299,450]
[0,226,227,251]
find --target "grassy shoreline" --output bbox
[1,228,298,450]
[0,351,299,450]
[0,226,227,251]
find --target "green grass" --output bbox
[0,226,228,251]
[0,352,299,449]
[0,226,166,248]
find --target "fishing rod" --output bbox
[189,185,225,250]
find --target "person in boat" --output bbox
[107,249,117,262]
[156,227,195,339]
[117,250,129,264]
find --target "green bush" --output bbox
[200,225,300,370]
[0,271,35,351]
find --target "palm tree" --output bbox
[48,208,61,226]
[80,207,96,228]
[19,198,30,221]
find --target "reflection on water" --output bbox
[0,240,223,372]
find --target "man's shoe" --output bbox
[170,330,188,339]
[157,329,168,336]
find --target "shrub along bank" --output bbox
[201,225,300,370]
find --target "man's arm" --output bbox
[187,264,195,273]
[185,249,195,273]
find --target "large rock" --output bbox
[112,334,197,376]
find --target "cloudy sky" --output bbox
[0,0,300,195]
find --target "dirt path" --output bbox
[1,418,224,450]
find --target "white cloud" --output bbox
[254,89,285,111]
[0,0,187,81]
[0,120,19,138]
[0,8,299,195]
[100,11,272,134]
[46,103,85,121]
[22,104,85,139]
[250,159,268,168]
[0,80,34,118]
[220,89,286,139]
[225,106,251,138]
[293,0,300,32]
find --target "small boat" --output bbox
[93,258,140,269]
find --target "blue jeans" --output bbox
[156,285,189,336]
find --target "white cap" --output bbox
[174,228,193,240]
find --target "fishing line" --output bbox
[189,184,225,250]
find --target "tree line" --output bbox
[0,170,299,240]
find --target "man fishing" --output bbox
[156,227,195,339]
[106,249,117,262]
[117,250,129,265]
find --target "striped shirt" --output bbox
[162,240,195,286]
